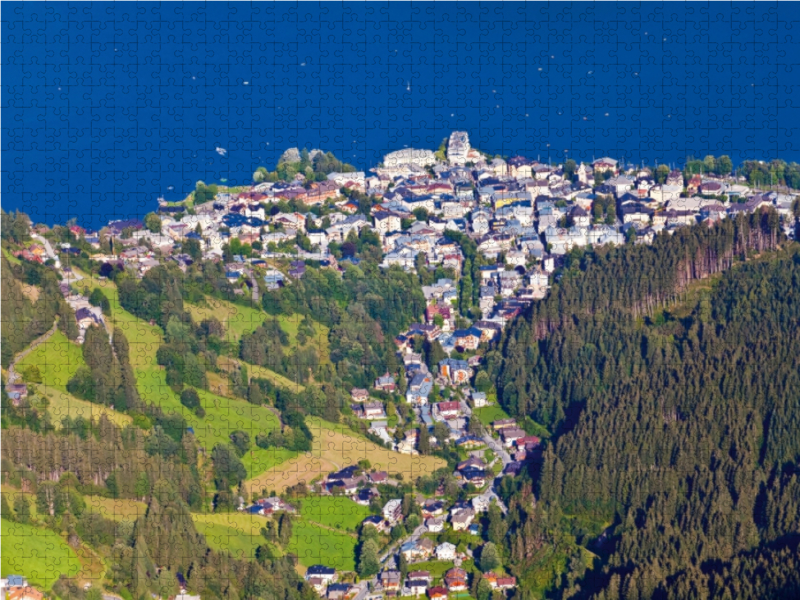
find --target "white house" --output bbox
[435,542,457,561]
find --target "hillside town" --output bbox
[5,133,800,600]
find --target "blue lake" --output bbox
[3,1,799,228]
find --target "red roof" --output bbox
[437,401,460,412]
[428,587,448,598]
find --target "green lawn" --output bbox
[16,328,85,391]
[288,517,357,571]
[473,405,511,426]
[1,520,81,589]
[80,276,288,477]
[38,384,132,429]
[298,496,370,533]
[193,510,358,571]
[193,513,265,560]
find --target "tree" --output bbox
[418,425,431,454]
[230,430,251,457]
[358,538,381,577]
[717,155,733,176]
[183,238,202,261]
[479,542,501,572]
[655,165,670,184]
[180,388,201,411]
[144,212,162,233]
[14,494,31,524]
[211,443,247,490]
[278,512,294,546]
[88,288,111,315]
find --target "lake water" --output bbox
[3,1,799,228]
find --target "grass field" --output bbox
[79,275,290,477]
[192,510,357,571]
[16,328,85,391]
[245,418,446,495]
[187,296,330,363]
[84,496,147,522]
[473,404,511,426]
[39,384,132,429]
[192,512,265,560]
[1,519,81,589]
[298,496,370,533]
[289,517,357,572]
[217,356,305,394]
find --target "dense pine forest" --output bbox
[488,212,800,599]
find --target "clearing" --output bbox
[84,496,147,522]
[38,384,132,429]
[473,404,511,426]
[79,275,291,477]
[16,328,85,391]
[0,519,81,589]
[245,418,446,495]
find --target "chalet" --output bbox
[472,320,502,342]
[425,516,446,532]
[407,372,433,405]
[350,388,370,403]
[458,456,486,471]
[592,157,619,174]
[383,498,403,525]
[379,570,402,593]
[374,373,396,392]
[459,463,487,484]
[354,401,386,420]
[369,471,389,484]
[492,418,517,431]
[362,515,390,533]
[496,577,517,590]
[503,461,523,476]
[438,358,471,385]
[501,427,526,447]
[435,541,457,560]
[434,401,461,420]
[456,436,484,450]
[327,584,352,600]
[451,508,476,531]
[406,580,429,597]
[305,566,337,584]
[471,392,488,408]
[427,587,448,600]
[452,327,481,351]
[444,568,468,592]
[408,571,433,584]
[421,499,446,517]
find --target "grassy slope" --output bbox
[187,295,330,363]
[38,384,132,429]
[84,496,147,523]
[246,417,446,495]
[1,519,81,589]
[80,275,288,476]
[473,404,511,426]
[298,496,370,533]
[16,328,85,391]
[192,511,358,571]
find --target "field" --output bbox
[473,404,511,426]
[187,296,330,362]
[298,496,370,532]
[39,384,132,429]
[16,328,85,391]
[1,519,81,589]
[245,418,446,495]
[84,495,147,523]
[192,509,358,571]
[218,355,305,394]
[79,275,290,477]
[192,512,264,560]
[289,517,358,572]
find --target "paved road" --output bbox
[32,233,60,269]
[460,400,510,514]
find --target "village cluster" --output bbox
[8,132,799,600]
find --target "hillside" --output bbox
[489,225,800,598]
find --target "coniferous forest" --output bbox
[488,213,800,599]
